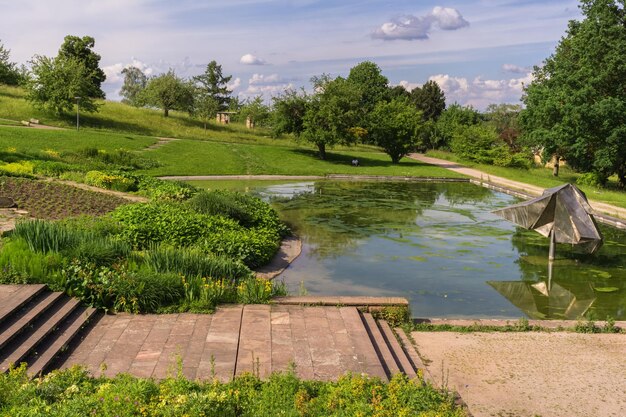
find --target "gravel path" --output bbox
[413,331,626,417]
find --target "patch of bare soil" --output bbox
[412,331,626,417]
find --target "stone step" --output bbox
[273,296,409,308]
[26,306,99,377]
[377,320,417,379]
[395,327,434,384]
[360,312,401,379]
[0,291,65,351]
[0,285,47,325]
[0,297,81,372]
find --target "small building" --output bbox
[216,111,237,124]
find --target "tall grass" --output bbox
[143,245,252,282]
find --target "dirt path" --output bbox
[413,331,626,417]
[49,179,149,203]
[409,153,626,220]
[146,137,180,150]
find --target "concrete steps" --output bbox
[359,311,422,380]
[0,285,99,376]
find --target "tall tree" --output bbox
[410,80,446,121]
[26,55,98,114]
[368,98,423,163]
[194,60,232,111]
[302,76,361,159]
[58,35,106,98]
[0,40,23,85]
[346,61,389,136]
[270,89,309,138]
[521,0,626,186]
[429,104,480,150]
[240,96,270,128]
[485,103,522,151]
[193,93,219,131]
[140,70,194,117]
[120,67,147,107]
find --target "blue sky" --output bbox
[0,0,581,109]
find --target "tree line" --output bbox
[1,0,625,185]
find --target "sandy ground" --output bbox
[412,331,626,417]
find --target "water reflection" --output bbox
[190,179,626,319]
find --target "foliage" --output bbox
[302,76,361,159]
[346,61,389,129]
[0,366,465,417]
[484,103,522,151]
[371,306,411,327]
[239,95,270,127]
[120,66,147,107]
[521,0,626,187]
[57,35,106,99]
[84,170,137,192]
[200,227,281,269]
[143,245,252,282]
[368,97,423,163]
[194,60,233,111]
[410,80,446,121]
[136,176,198,201]
[0,40,24,86]
[270,88,309,138]
[140,70,194,117]
[430,104,481,150]
[193,92,220,130]
[576,171,606,188]
[26,55,99,115]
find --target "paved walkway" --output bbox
[62,304,419,382]
[409,153,626,220]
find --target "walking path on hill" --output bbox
[409,153,626,220]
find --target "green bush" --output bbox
[137,176,198,201]
[143,245,252,282]
[0,238,64,284]
[201,227,280,269]
[577,171,606,188]
[111,202,239,249]
[0,161,35,177]
[0,367,464,417]
[84,170,138,192]
[33,160,77,177]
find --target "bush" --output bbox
[0,238,64,284]
[143,245,252,282]
[111,203,240,249]
[201,227,281,269]
[33,160,77,177]
[137,176,197,201]
[84,170,138,192]
[577,172,606,188]
[0,161,35,177]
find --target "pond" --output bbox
[190,180,626,320]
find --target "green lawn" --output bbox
[0,125,156,152]
[426,150,626,209]
[141,138,462,177]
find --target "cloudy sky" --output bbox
[0,0,581,109]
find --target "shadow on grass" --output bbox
[290,148,424,168]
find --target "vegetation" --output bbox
[368,98,422,163]
[0,40,25,86]
[0,365,465,417]
[57,35,106,99]
[140,70,194,117]
[120,66,147,107]
[194,60,233,111]
[521,0,626,187]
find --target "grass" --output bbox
[426,149,626,210]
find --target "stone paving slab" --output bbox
[62,304,389,381]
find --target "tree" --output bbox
[140,70,194,117]
[120,67,147,107]
[368,98,423,163]
[26,55,98,114]
[194,60,232,111]
[193,93,219,131]
[346,61,389,130]
[429,104,480,150]
[58,35,106,98]
[484,103,522,151]
[410,80,446,121]
[388,85,411,100]
[240,96,270,128]
[521,0,626,186]
[270,89,309,138]
[301,76,361,159]
[0,40,24,85]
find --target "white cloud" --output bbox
[227,77,242,91]
[502,63,531,74]
[429,72,533,110]
[241,73,293,99]
[397,80,420,91]
[372,7,469,41]
[240,53,267,65]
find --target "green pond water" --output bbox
[190,180,626,320]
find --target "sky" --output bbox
[0,0,582,110]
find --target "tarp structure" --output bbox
[492,183,603,254]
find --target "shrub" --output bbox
[577,172,606,188]
[111,203,239,249]
[143,245,252,282]
[0,238,64,283]
[0,161,35,177]
[137,176,197,201]
[201,227,280,269]
[237,278,287,304]
[33,160,76,177]
[84,170,138,192]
